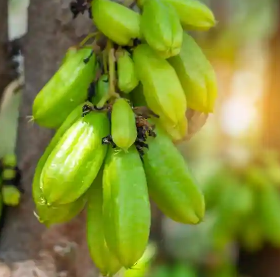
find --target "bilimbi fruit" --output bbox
[31,0,218,274]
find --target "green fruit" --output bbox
[166,0,216,31]
[62,47,79,64]
[140,0,183,59]
[111,98,137,151]
[169,33,217,113]
[2,185,21,206]
[40,112,109,205]
[133,44,186,123]
[2,154,17,168]
[117,49,139,93]
[103,147,151,268]
[32,48,96,129]
[32,104,91,226]
[124,243,157,277]
[131,84,187,141]
[143,124,205,224]
[92,74,110,108]
[44,102,90,159]
[153,114,188,142]
[87,169,122,277]
[138,0,216,31]
[130,84,147,107]
[33,153,87,227]
[133,44,187,140]
[2,169,16,180]
[92,0,141,46]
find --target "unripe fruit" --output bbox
[92,0,141,46]
[103,147,151,268]
[117,49,139,93]
[32,48,96,129]
[141,0,183,59]
[111,98,137,151]
[40,112,109,205]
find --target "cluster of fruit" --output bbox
[204,150,280,252]
[0,154,21,215]
[31,0,217,275]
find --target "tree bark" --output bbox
[0,1,97,276]
[0,0,14,101]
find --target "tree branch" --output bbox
[0,1,97,276]
[0,0,14,102]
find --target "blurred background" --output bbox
[1,0,280,276]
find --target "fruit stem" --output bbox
[107,40,119,99]
[79,32,99,47]
[123,0,135,7]
[103,50,108,74]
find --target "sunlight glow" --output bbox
[221,95,258,136]
[220,69,262,137]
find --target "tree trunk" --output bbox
[0,0,14,101]
[0,1,97,276]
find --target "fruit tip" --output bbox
[26,115,35,125]
[33,210,46,225]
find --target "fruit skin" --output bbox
[130,84,147,107]
[140,0,183,59]
[32,103,90,226]
[124,243,157,277]
[103,146,151,268]
[258,184,280,246]
[92,74,110,108]
[117,49,139,93]
[33,153,87,227]
[2,154,17,168]
[111,98,137,151]
[169,33,217,113]
[143,124,205,224]
[165,0,216,31]
[2,169,16,180]
[2,186,21,206]
[62,47,79,64]
[137,0,216,31]
[131,83,187,142]
[153,114,188,142]
[40,111,109,205]
[92,0,141,46]
[133,44,187,129]
[87,169,122,277]
[46,102,90,153]
[32,48,96,129]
